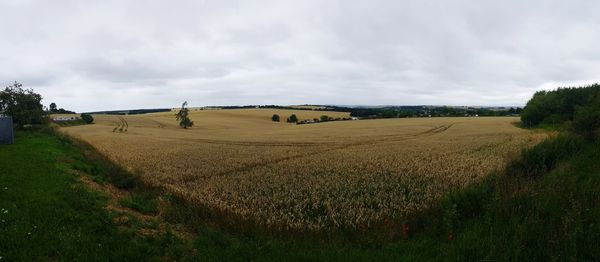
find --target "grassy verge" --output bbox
[0,131,190,261]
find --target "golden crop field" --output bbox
[61,109,546,232]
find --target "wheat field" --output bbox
[61,109,546,232]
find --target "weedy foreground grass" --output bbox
[0,132,188,261]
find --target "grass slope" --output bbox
[0,132,187,261]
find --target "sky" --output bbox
[1,0,600,112]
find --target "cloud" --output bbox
[1,0,600,111]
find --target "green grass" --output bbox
[2,130,600,260]
[0,132,189,261]
[119,191,159,215]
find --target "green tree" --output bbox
[272,114,280,122]
[0,82,45,127]
[572,102,600,140]
[175,101,194,129]
[49,102,57,112]
[287,114,298,123]
[81,113,94,124]
[521,84,600,127]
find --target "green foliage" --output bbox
[0,132,190,260]
[572,101,600,139]
[521,84,600,129]
[287,114,298,123]
[80,113,94,124]
[424,138,600,260]
[271,114,280,122]
[508,135,583,177]
[0,82,45,127]
[320,115,329,122]
[48,102,75,114]
[175,101,194,129]
[119,191,159,214]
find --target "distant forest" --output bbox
[84,104,523,119]
[328,106,522,118]
[201,105,523,118]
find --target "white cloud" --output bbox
[1,0,599,111]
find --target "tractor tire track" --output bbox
[207,124,454,178]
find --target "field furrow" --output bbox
[61,109,546,231]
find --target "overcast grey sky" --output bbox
[1,0,599,112]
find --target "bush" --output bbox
[272,114,280,122]
[81,113,94,124]
[572,103,600,139]
[287,114,298,123]
[508,135,584,178]
[320,115,329,122]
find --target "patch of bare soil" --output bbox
[77,173,194,241]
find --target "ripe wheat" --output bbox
[62,109,546,232]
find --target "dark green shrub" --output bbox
[81,113,94,124]
[119,191,159,214]
[287,114,298,123]
[271,114,280,122]
[508,135,583,178]
[572,103,600,139]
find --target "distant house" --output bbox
[52,115,80,122]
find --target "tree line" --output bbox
[521,84,600,139]
[327,106,523,118]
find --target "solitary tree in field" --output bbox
[81,113,94,124]
[272,114,280,122]
[287,114,298,123]
[175,101,194,129]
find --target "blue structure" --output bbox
[0,116,14,144]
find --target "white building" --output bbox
[52,116,80,121]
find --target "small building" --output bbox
[0,116,14,144]
[51,116,80,122]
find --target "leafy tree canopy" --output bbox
[175,101,194,129]
[0,82,45,127]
